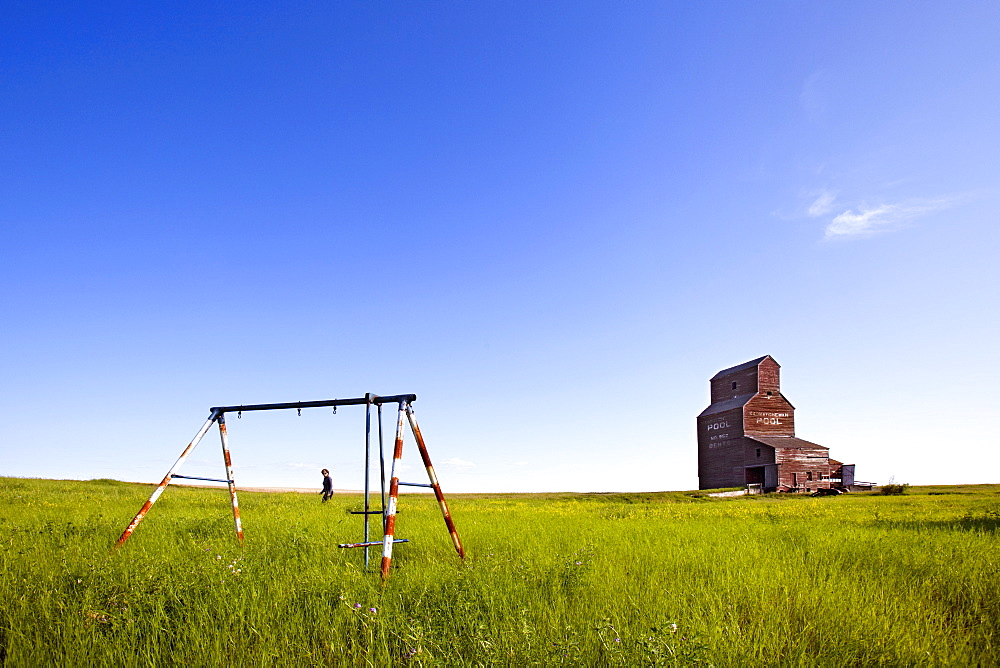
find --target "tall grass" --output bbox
[1,477,998,665]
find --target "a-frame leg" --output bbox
[380,402,407,578]
[379,400,466,579]
[217,414,244,543]
[115,412,219,547]
[406,403,465,559]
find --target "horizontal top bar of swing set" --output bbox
[209,394,416,415]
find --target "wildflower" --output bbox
[216,555,222,560]
[669,623,678,633]
[353,603,362,609]
[369,607,377,614]
[575,561,583,565]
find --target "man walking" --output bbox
[321,469,334,502]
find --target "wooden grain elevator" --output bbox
[697,355,855,492]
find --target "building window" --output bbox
[807,471,813,481]
[756,448,761,458]
[732,382,737,390]
[766,391,772,397]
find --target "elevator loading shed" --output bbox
[696,356,854,492]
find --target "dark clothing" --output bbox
[322,474,334,502]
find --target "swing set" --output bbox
[115,393,464,579]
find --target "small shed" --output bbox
[696,356,855,492]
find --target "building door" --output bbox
[746,467,765,485]
[841,465,855,487]
[764,465,778,490]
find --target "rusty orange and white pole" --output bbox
[217,414,243,544]
[115,412,219,547]
[380,401,407,579]
[406,403,465,559]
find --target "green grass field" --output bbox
[1,477,998,666]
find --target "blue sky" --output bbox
[2,2,998,492]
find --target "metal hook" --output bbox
[237,410,241,419]
[297,408,301,416]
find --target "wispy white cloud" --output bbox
[824,198,954,240]
[443,457,475,469]
[825,204,898,238]
[807,190,836,217]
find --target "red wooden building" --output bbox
[696,355,854,492]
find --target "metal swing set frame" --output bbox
[115,393,465,579]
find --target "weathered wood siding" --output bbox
[774,446,833,489]
[756,357,781,394]
[710,366,759,403]
[696,407,744,489]
[744,441,775,465]
[698,407,744,444]
[697,436,744,489]
[743,395,795,436]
